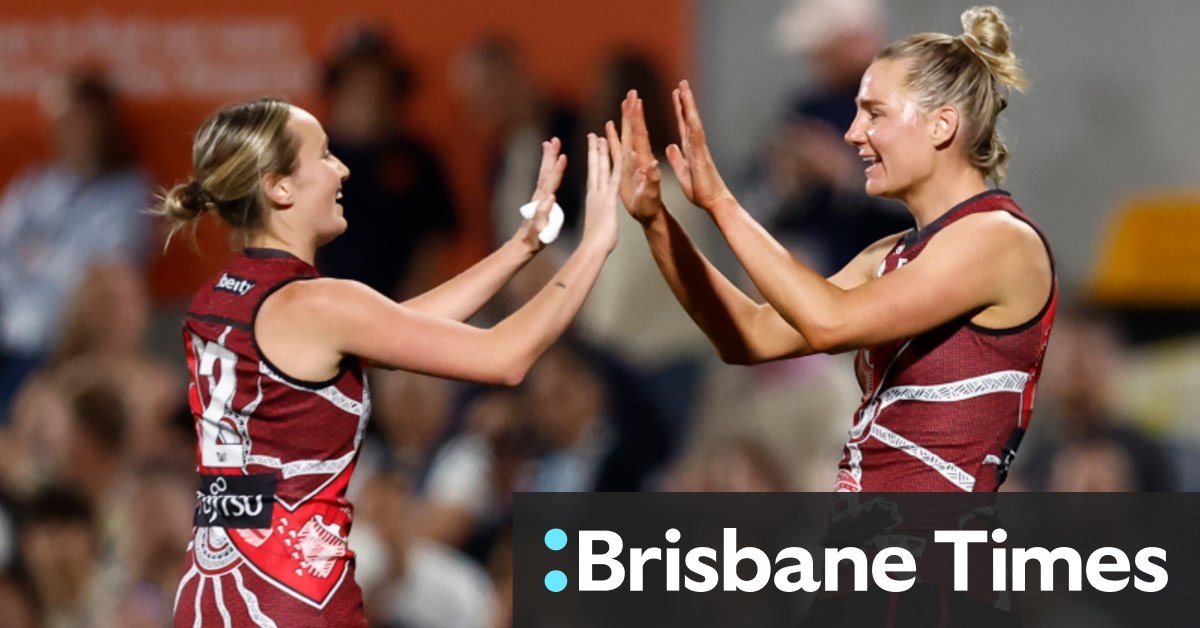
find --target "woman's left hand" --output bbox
[665,80,736,213]
[515,138,567,252]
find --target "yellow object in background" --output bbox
[1091,190,1200,306]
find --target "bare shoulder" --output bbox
[263,277,379,315]
[932,210,1052,326]
[255,278,388,345]
[933,210,1049,265]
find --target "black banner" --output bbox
[514,493,1200,627]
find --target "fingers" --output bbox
[620,90,636,154]
[596,135,611,186]
[534,137,566,199]
[605,120,621,162]
[608,129,623,188]
[631,98,653,155]
[586,133,598,193]
[665,143,688,182]
[678,80,706,143]
[672,88,688,148]
[533,194,554,231]
[539,137,561,173]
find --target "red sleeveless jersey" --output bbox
[174,248,370,627]
[834,190,1057,493]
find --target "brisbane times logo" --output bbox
[537,526,1167,594]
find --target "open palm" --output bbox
[607,90,665,226]
[665,80,734,212]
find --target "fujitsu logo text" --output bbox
[197,476,266,524]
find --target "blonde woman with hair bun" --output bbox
[159,97,621,626]
[613,5,1056,500]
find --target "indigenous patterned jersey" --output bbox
[834,191,1057,493]
[174,248,370,627]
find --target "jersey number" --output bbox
[197,340,245,468]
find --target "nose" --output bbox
[844,111,866,147]
[336,155,350,181]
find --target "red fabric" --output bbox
[174,248,369,627]
[835,191,1057,493]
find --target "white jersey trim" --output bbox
[861,370,1030,491]
[259,361,363,416]
[233,569,280,628]
[212,575,233,628]
[872,424,977,492]
[874,370,1029,411]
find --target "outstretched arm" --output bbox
[611,91,820,364]
[667,80,1029,352]
[265,133,622,386]
[401,138,567,321]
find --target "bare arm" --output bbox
[259,134,621,386]
[401,139,567,321]
[666,80,1047,353]
[610,92,893,364]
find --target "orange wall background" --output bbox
[0,1,691,302]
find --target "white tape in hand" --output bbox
[518,200,565,245]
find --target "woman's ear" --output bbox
[931,104,960,148]
[261,172,293,208]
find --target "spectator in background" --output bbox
[453,35,582,244]
[317,29,461,299]
[20,485,103,627]
[1,262,184,495]
[523,340,669,493]
[419,387,536,561]
[662,437,793,492]
[1013,308,1176,491]
[54,261,184,467]
[365,369,458,482]
[746,0,909,274]
[110,466,195,628]
[0,69,150,420]
[353,471,498,628]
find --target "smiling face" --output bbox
[281,106,351,245]
[843,58,939,200]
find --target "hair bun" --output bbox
[958,5,1027,92]
[960,5,1011,56]
[159,179,212,222]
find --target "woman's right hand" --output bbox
[580,131,621,254]
[609,90,666,226]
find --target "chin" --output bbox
[317,221,349,246]
[864,181,888,198]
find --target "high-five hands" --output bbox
[610,81,736,223]
[665,80,735,213]
[607,90,665,226]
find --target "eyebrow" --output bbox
[855,97,885,109]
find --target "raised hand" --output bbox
[581,132,622,254]
[665,80,735,212]
[531,137,567,203]
[608,90,666,226]
[515,138,567,252]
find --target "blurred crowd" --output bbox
[1,2,1197,627]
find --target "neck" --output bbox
[902,164,991,230]
[247,229,317,265]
